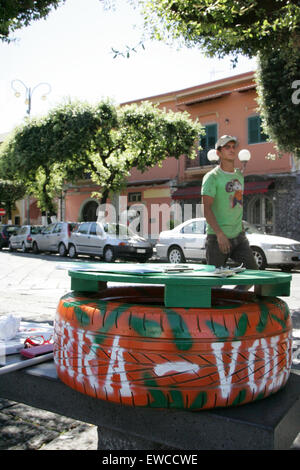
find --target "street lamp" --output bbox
[11,79,51,116]
[238,149,251,172]
[11,79,52,224]
[207,149,219,162]
[238,149,251,162]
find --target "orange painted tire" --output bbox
[53,286,292,410]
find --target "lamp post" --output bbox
[207,148,251,171]
[11,79,52,224]
[207,149,219,163]
[11,79,51,116]
[238,149,251,173]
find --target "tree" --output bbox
[139,0,300,157]
[140,0,300,58]
[0,0,65,42]
[0,99,202,217]
[0,180,26,221]
[256,45,300,159]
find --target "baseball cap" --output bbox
[215,135,238,149]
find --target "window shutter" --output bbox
[199,124,217,165]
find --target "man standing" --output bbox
[201,135,258,270]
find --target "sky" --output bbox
[0,0,257,134]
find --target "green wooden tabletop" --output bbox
[67,263,292,308]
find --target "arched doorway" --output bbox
[81,200,99,222]
[248,196,275,234]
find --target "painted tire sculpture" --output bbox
[53,286,292,410]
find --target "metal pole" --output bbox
[0,353,54,376]
[11,79,52,225]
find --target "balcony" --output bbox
[185,150,215,179]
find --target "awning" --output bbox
[244,180,274,195]
[235,84,256,93]
[181,91,231,106]
[172,186,201,200]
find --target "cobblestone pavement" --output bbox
[0,250,299,450]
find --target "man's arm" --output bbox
[202,195,231,254]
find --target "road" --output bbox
[0,249,299,450]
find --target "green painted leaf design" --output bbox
[131,315,162,337]
[190,391,208,409]
[232,389,246,405]
[74,306,90,327]
[206,319,229,339]
[95,303,130,344]
[169,388,185,408]
[271,313,286,329]
[256,302,269,333]
[143,373,168,408]
[164,309,193,350]
[234,313,248,337]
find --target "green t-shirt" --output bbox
[201,166,244,238]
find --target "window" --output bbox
[199,124,218,166]
[30,226,43,234]
[181,220,205,234]
[53,223,63,233]
[78,223,90,234]
[247,196,274,233]
[248,116,268,144]
[128,192,142,202]
[43,223,56,234]
[90,222,103,236]
[90,222,97,235]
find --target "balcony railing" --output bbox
[186,150,215,169]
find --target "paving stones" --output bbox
[0,398,97,450]
[41,425,98,450]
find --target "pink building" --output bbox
[61,71,300,241]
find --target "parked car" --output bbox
[155,217,300,271]
[68,221,153,262]
[31,222,79,256]
[9,225,44,252]
[0,224,20,250]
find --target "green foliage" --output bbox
[139,0,300,157]
[0,0,65,42]
[256,43,300,158]
[0,180,26,220]
[140,0,300,58]
[0,99,202,215]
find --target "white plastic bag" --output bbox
[0,315,21,341]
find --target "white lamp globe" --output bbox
[238,149,251,162]
[207,149,219,162]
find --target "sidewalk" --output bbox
[0,398,98,450]
[0,253,99,450]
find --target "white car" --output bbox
[9,225,44,252]
[155,218,300,271]
[32,222,78,256]
[68,221,153,262]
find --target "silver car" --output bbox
[9,225,44,252]
[32,222,78,256]
[155,217,300,271]
[68,221,153,262]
